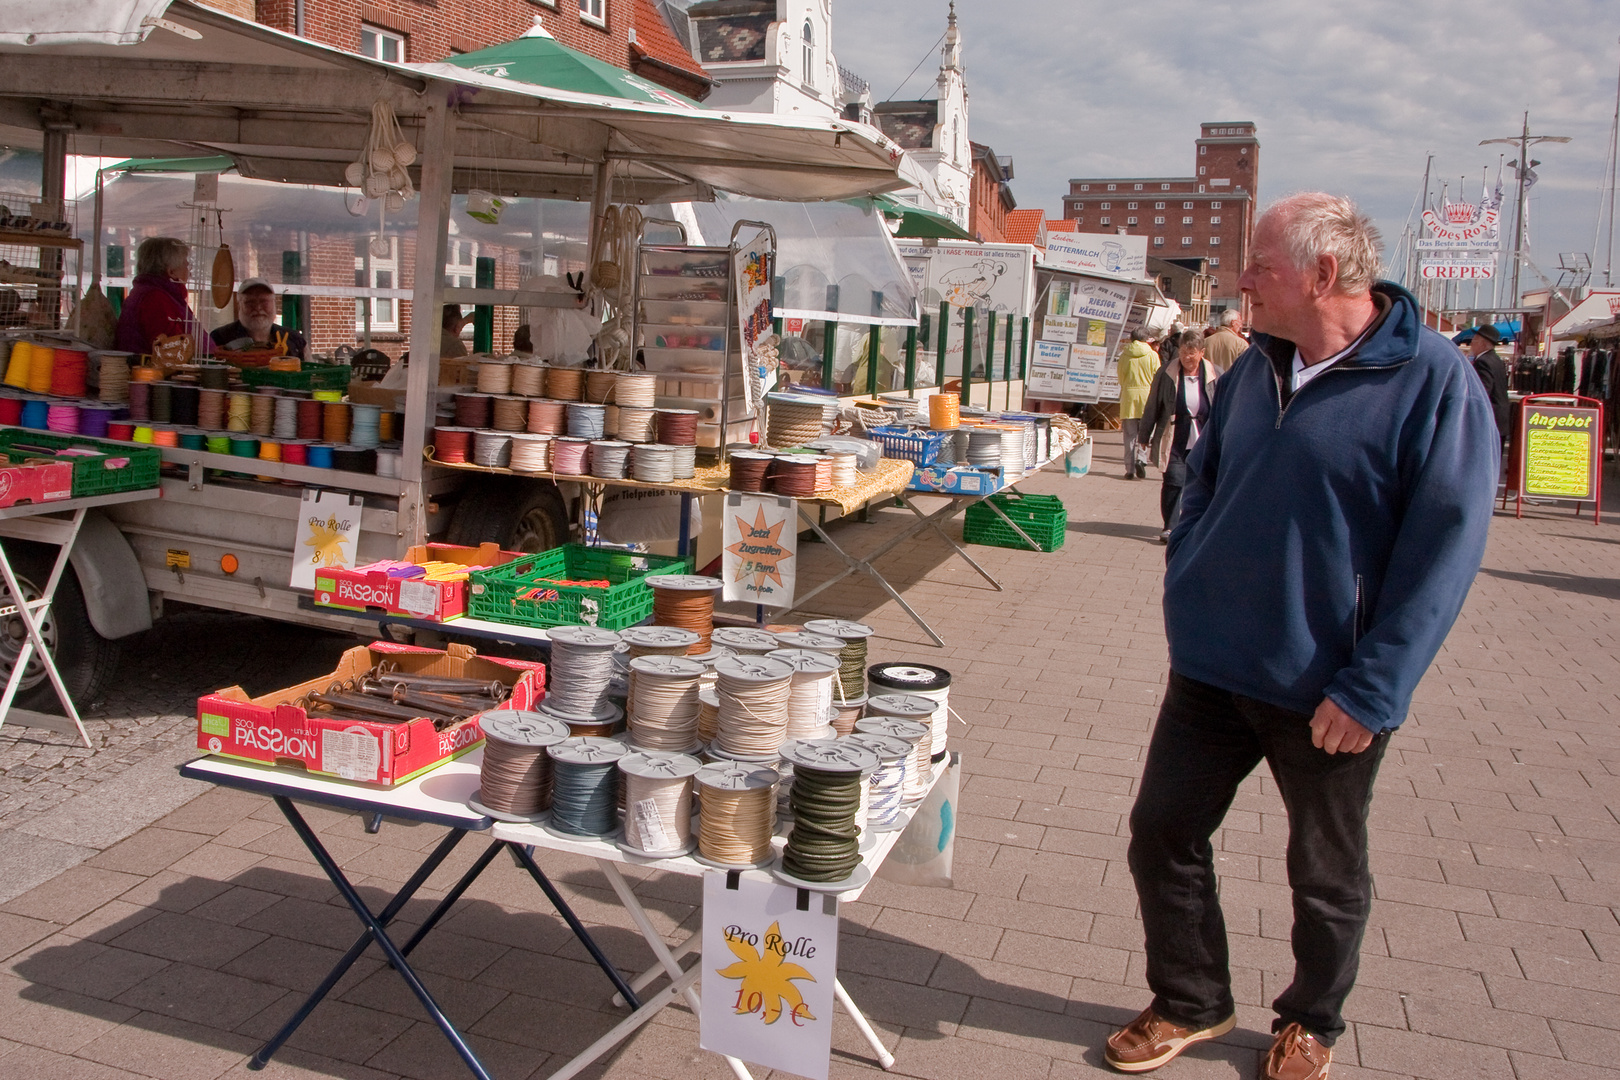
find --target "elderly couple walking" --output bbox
[1105,193,1500,1079]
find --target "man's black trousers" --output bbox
[1127,671,1389,1046]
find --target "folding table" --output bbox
[178,752,644,1080]
[785,462,1056,646]
[0,488,162,746]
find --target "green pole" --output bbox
[904,324,918,394]
[961,306,975,408]
[107,244,124,314]
[1019,316,1030,381]
[1004,313,1016,410]
[473,255,495,354]
[865,325,880,396]
[935,303,949,391]
[984,310,997,403]
[280,250,303,334]
[821,320,837,390]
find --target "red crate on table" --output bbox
[312,543,523,622]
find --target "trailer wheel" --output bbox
[0,544,122,715]
[446,478,571,554]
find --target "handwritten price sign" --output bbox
[721,493,797,609]
[701,873,838,1079]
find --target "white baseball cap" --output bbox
[238,277,275,293]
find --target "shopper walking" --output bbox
[1204,309,1248,374]
[1117,328,1161,478]
[1106,193,1499,1079]
[1137,330,1217,540]
[1466,323,1511,443]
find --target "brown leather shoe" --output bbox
[1105,1006,1236,1072]
[1263,1023,1331,1079]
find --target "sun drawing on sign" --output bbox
[725,506,793,591]
[304,515,351,567]
[715,921,816,1025]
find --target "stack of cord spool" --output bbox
[476,359,514,395]
[509,433,552,472]
[527,399,566,435]
[546,366,583,402]
[648,575,722,653]
[618,750,701,855]
[966,426,1003,468]
[615,371,656,408]
[584,369,617,404]
[776,739,877,886]
[626,655,704,753]
[471,711,570,821]
[867,662,952,759]
[769,454,819,497]
[541,626,624,734]
[511,361,545,397]
[802,619,875,703]
[845,732,912,830]
[765,648,840,741]
[616,406,655,443]
[855,713,931,803]
[589,439,631,479]
[552,437,590,475]
[631,444,675,483]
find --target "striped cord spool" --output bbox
[867,662,953,759]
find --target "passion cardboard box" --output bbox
[312,543,523,622]
[0,458,73,508]
[196,641,545,786]
[908,463,1005,495]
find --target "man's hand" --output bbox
[1310,697,1375,755]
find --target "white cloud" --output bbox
[836,1,1620,287]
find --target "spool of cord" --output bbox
[567,402,606,439]
[330,445,376,474]
[620,626,700,662]
[296,397,323,440]
[827,451,858,488]
[829,695,866,737]
[648,576,721,653]
[98,352,132,403]
[25,346,54,395]
[710,627,779,656]
[433,427,473,464]
[322,400,351,444]
[306,443,336,469]
[545,366,583,402]
[46,403,80,433]
[856,712,932,801]
[713,654,794,759]
[802,619,875,702]
[695,762,779,867]
[868,662,953,759]
[197,363,230,391]
[349,403,382,447]
[542,625,622,723]
[670,444,696,480]
[630,443,676,484]
[619,751,701,855]
[626,655,705,752]
[616,406,655,443]
[491,396,527,433]
[727,451,772,492]
[547,737,628,837]
[589,440,631,479]
[150,381,174,424]
[511,362,545,397]
[696,685,721,743]
[474,711,570,819]
[204,434,230,454]
[551,437,590,475]
[527,399,566,435]
[655,408,699,446]
[615,371,656,407]
[929,394,961,429]
[844,733,911,830]
[50,348,88,397]
[177,427,206,450]
[0,394,20,426]
[476,359,514,395]
[223,391,250,432]
[766,649,840,741]
[1,341,29,389]
[19,398,48,429]
[79,405,114,438]
[168,383,199,427]
[765,393,828,448]
[769,455,818,497]
[584,369,618,404]
[198,388,226,430]
[266,396,299,442]
[509,433,553,472]
[777,740,877,884]
[282,440,309,466]
[454,393,493,428]
[228,434,259,460]
[127,379,151,422]
[249,392,274,436]
[473,429,512,468]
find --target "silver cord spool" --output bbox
[618,750,701,855]
[544,626,623,721]
[844,732,912,831]
[567,402,607,440]
[473,429,513,468]
[631,443,677,483]
[626,654,705,753]
[772,631,846,658]
[589,439,632,479]
[868,662,953,759]
[509,433,553,472]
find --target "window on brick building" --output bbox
[1160,183,1170,190]
[1080,184,1090,191]
[580,0,606,27]
[1199,166,1206,175]
[1211,202,1222,209]
[1182,216,1192,225]
[1183,202,1193,209]
[1107,184,1116,191]
[1181,236,1192,246]
[1209,237,1220,245]
[446,240,477,289]
[360,24,404,62]
[1127,217,1137,225]
[1073,217,1083,224]
[1210,216,1221,224]
[1200,145,1206,155]
[1154,216,1165,225]
[1100,202,1110,209]
[1134,183,1143,190]
[1153,237,1164,247]
[1127,202,1137,209]
[1154,202,1164,209]
[1210,257,1221,266]
[1100,217,1110,225]
[355,236,398,332]
[1073,202,1085,210]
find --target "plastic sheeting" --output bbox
[688,194,919,326]
[0,0,170,46]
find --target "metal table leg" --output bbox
[507,843,642,1009]
[0,507,91,747]
[271,796,496,1080]
[787,505,947,647]
[893,491,1005,588]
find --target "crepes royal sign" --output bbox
[1420,197,1501,247]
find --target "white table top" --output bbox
[180,749,489,830]
[0,486,160,521]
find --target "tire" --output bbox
[0,543,122,714]
[445,477,571,554]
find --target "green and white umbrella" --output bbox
[444,17,699,109]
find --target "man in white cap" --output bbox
[211,278,307,359]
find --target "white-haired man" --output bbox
[1204,308,1247,374]
[1105,194,1499,1079]
[211,278,307,359]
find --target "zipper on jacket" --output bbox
[1353,574,1365,646]
[1274,364,1366,429]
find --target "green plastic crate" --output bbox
[0,429,162,497]
[963,492,1067,552]
[468,544,692,630]
[239,363,352,392]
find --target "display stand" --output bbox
[0,488,162,746]
[783,459,1058,647]
[178,753,645,1080]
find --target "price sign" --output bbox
[722,493,798,608]
[291,489,363,590]
[1520,403,1600,500]
[700,872,839,1079]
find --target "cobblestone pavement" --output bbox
[0,442,1615,1080]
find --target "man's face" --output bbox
[239,288,276,338]
[1468,335,1493,358]
[1237,216,1316,340]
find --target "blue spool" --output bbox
[19,398,49,429]
[567,402,606,440]
[546,736,628,837]
[306,443,335,468]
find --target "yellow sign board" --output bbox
[1520,405,1600,501]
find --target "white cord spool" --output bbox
[696,684,720,742]
[617,750,700,856]
[626,655,704,752]
[711,627,780,656]
[859,705,933,801]
[713,654,795,759]
[766,648,839,741]
[694,762,779,868]
[844,732,911,831]
[509,433,553,472]
[867,663,953,759]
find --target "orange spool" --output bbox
[928,394,960,429]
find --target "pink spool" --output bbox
[551,437,590,475]
[46,403,81,433]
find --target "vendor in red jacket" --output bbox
[115,237,200,356]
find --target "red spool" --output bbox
[433,427,472,464]
[50,349,89,398]
[296,398,323,441]
[281,441,308,466]
[107,420,135,441]
[0,397,21,425]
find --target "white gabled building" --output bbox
[868,3,971,227]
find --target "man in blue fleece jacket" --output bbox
[1104,194,1499,1080]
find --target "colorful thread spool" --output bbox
[226,391,252,432]
[79,405,115,438]
[295,397,323,440]
[432,427,472,464]
[249,393,275,436]
[127,380,152,422]
[19,398,49,429]
[110,421,137,442]
[3,341,32,389]
[131,425,154,443]
[281,440,308,466]
[349,404,382,447]
[0,395,21,425]
[322,401,350,443]
[46,403,80,433]
[306,443,335,468]
[205,434,231,455]
[170,384,200,427]
[50,349,88,397]
[25,347,54,395]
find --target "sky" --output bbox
[833,0,1620,293]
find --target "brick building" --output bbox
[968,142,1014,244]
[1062,122,1259,315]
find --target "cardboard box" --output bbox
[0,459,73,508]
[196,641,545,786]
[908,463,1005,495]
[312,543,523,622]
[346,380,405,409]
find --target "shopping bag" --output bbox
[877,752,958,888]
[1064,437,1092,477]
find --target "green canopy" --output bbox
[107,155,235,173]
[869,193,973,241]
[444,18,700,108]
